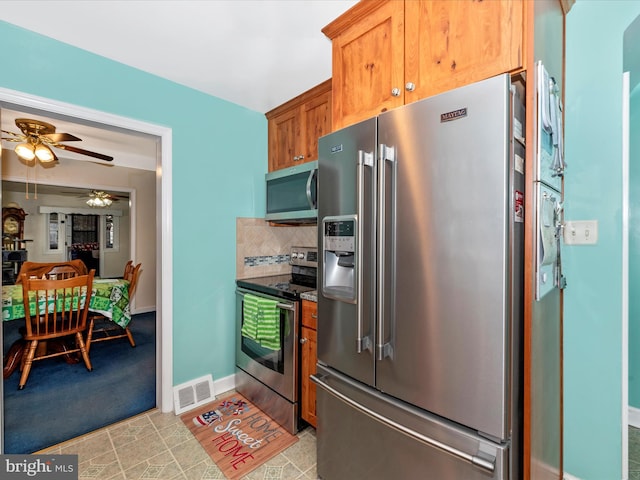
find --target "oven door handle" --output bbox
[236,289,296,312]
[276,302,295,312]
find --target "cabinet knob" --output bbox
[405,82,416,92]
[300,337,308,344]
[311,313,317,319]
[298,155,304,161]
[391,87,401,97]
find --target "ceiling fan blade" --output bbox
[1,137,22,142]
[53,144,113,161]
[42,132,82,142]
[1,130,23,139]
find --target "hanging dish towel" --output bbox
[241,294,260,341]
[256,297,281,351]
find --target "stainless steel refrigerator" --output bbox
[314,74,525,480]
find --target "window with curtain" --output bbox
[71,214,98,244]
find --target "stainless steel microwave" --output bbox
[265,161,317,224]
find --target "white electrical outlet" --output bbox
[563,220,598,245]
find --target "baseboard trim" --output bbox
[214,373,236,396]
[629,406,640,428]
[131,305,156,315]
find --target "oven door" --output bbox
[235,287,298,402]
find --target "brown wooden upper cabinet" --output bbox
[266,79,332,172]
[323,0,524,130]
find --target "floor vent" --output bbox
[173,374,215,415]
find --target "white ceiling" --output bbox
[0,0,356,169]
[0,0,357,113]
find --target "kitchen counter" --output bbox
[300,290,317,302]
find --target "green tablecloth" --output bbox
[1,278,131,328]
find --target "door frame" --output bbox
[0,86,174,451]
[623,70,630,479]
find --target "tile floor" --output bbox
[38,400,317,480]
[39,421,640,479]
[630,426,640,479]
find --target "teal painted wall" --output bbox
[0,21,267,386]
[565,2,640,478]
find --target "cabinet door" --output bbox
[300,325,317,428]
[405,0,524,102]
[268,107,301,171]
[330,0,405,130]
[300,89,332,164]
[302,299,318,329]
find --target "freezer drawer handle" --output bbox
[311,374,496,474]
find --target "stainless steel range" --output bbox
[235,246,317,434]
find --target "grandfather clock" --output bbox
[2,206,27,249]
[2,207,28,284]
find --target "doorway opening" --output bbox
[0,87,173,452]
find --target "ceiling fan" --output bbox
[86,190,124,208]
[1,118,114,165]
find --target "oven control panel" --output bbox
[290,246,318,267]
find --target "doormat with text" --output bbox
[180,392,298,479]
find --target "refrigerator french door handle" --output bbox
[311,374,496,474]
[356,150,374,353]
[377,144,395,361]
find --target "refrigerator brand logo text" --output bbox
[440,108,467,122]
[330,144,343,154]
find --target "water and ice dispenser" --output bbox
[322,216,357,303]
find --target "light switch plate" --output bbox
[563,220,598,245]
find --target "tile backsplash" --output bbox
[236,218,317,279]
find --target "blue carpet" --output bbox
[2,312,156,453]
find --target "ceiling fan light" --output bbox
[34,144,55,162]
[15,143,35,161]
[86,196,112,208]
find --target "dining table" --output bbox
[2,277,131,378]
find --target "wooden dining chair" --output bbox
[45,264,86,280]
[123,260,134,279]
[18,269,96,389]
[86,262,141,353]
[15,260,88,283]
[4,260,91,377]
